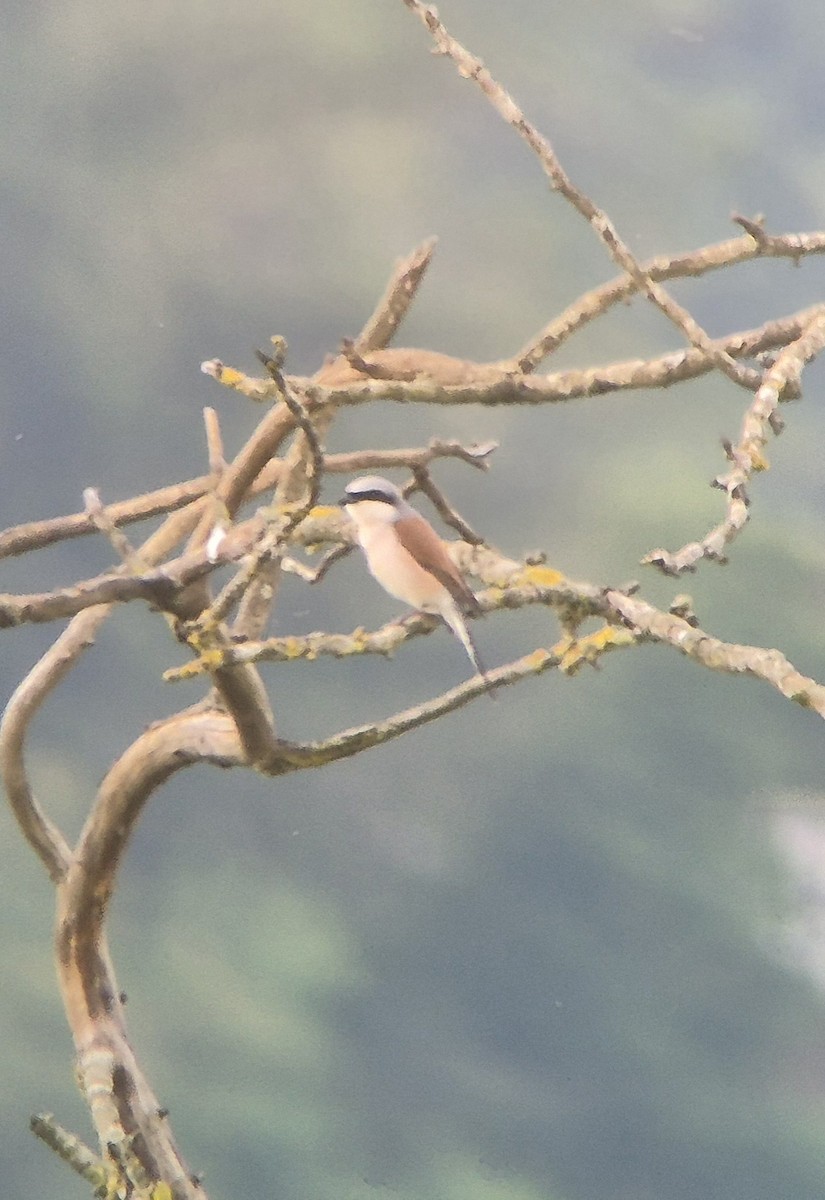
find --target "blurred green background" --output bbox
[4,2,825,1198]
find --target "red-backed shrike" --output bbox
[341,475,491,688]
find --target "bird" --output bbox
[340,475,494,692]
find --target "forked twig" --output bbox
[512,228,825,372]
[643,304,825,573]
[83,489,139,565]
[401,0,759,392]
[410,468,485,544]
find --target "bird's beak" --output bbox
[338,496,351,508]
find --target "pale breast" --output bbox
[356,522,445,612]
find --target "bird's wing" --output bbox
[394,514,482,615]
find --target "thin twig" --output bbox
[302,544,353,585]
[0,476,212,560]
[643,304,825,573]
[401,0,760,392]
[203,406,226,475]
[83,488,139,565]
[352,236,439,353]
[0,551,220,628]
[30,1113,109,1192]
[257,344,325,515]
[193,347,326,630]
[608,589,825,714]
[0,442,494,561]
[409,468,485,544]
[511,229,825,372]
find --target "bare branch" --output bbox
[196,384,324,630]
[258,341,325,514]
[409,468,486,544]
[68,709,243,928]
[352,235,438,353]
[289,543,353,586]
[608,589,825,714]
[8,293,816,635]
[274,650,558,766]
[213,652,281,764]
[83,488,140,565]
[401,0,761,392]
[330,437,498,474]
[199,357,279,401]
[0,552,217,628]
[1,441,495,562]
[644,304,825,573]
[731,212,769,245]
[56,919,205,1200]
[313,345,510,387]
[299,305,821,409]
[163,555,609,682]
[30,1113,109,1193]
[727,211,825,262]
[339,337,419,381]
[0,476,213,561]
[0,615,102,881]
[512,230,825,372]
[203,406,226,475]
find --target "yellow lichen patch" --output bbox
[307,504,342,520]
[749,447,770,471]
[190,609,222,638]
[192,646,227,671]
[283,638,309,660]
[163,660,206,682]
[86,1166,112,1199]
[523,647,553,669]
[214,365,247,389]
[350,627,370,651]
[550,632,575,657]
[554,625,634,673]
[519,564,565,588]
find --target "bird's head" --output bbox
[340,475,408,526]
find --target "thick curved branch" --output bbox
[63,709,243,947]
[48,709,246,1200]
[294,306,820,408]
[0,614,102,880]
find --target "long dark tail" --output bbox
[445,606,497,700]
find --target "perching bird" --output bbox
[341,475,493,691]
